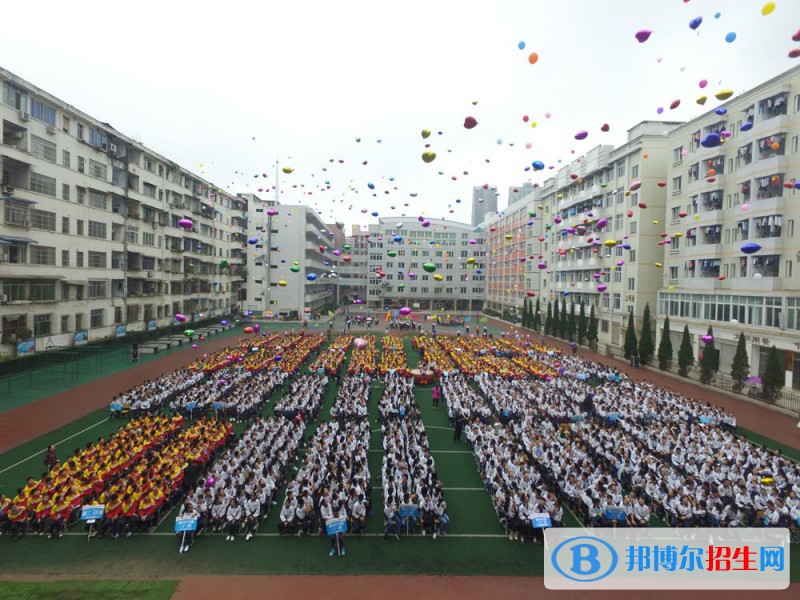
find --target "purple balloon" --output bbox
[635,29,652,43]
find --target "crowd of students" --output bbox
[111,370,204,415]
[180,415,305,546]
[309,335,351,376]
[273,374,329,422]
[279,419,372,553]
[211,368,287,421]
[378,372,419,421]
[329,375,371,421]
[347,335,378,375]
[379,336,409,376]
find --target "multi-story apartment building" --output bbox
[659,64,800,387]
[483,187,543,318]
[366,217,485,311]
[0,67,244,356]
[338,226,369,304]
[243,202,336,319]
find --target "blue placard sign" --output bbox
[325,517,348,536]
[605,507,627,521]
[398,504,419,520]
[185,402,198,411]
[607,412,621,422]
[530,512,552,528]
[81,504,105,521]
[175,517,198,532]
[699,415,714,424]
[212,402,224,411]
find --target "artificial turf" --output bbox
[0,331,798,581]
[0,580,178,600]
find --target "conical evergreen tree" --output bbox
[567,302,577,342]
[586,304,598,349]
[577,302,587,346]
[559,297,569,339]
[552,299,560,338]
[638,303,654,366]
[544,301,553,336]
[533,298,542,332]
[521,298,529,328]
[678,324,694,377]
[699,326,719,384]
[623,311,638,359]
[657,316,673,371]
[762,345,785,403]
[730,332,749,394]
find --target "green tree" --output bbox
[533,298,542,332]
[730,332,749,394]
[577,302,587,346]
[677,324,694,377]
[657,316,673,371]
[521,298,529,328]
[623,311,638,360]
[567,302,577,342]
[586,304,598,350]
[552,299,560,338]
[544,301,553,336]
[761,346,785,403]
[559,297,569,339]
[638,303,654,366]
[699,326,719,384]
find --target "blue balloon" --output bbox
[700,133,722,148]
[518,41,526,50]
[689,16,703,30]
[306,273,318,281]
[248,237,259,245]
[714,12,721,19]
[715,107,728,115]
[393,235,403,242]
[367,182,375,189]
[456,198,461,203]
[371,211,379,217]
[532,160,545,171]
[740,122,753,132]
[741,243,761,255]
[725,32,736,43]
[794,181,800,190]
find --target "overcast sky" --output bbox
[3,0,799,230]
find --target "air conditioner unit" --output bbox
[109,143,118,154]
[46,126,56,135]
[19,111,29,121]
[2,184,14,195]
[151,222,158,229]
[147,271,155,278]
[0,294,7,304]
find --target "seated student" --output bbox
[7,503,27,540]
[630,496,651,527]
[421,496,437,537]
[319,498,334,535]
[296,503,313,537]
[225,498,242,542]
[177,501,200,553]
[48,494,71,539]
[433,498,449,538]
[101,495,123,538]
[244,492,261,542]
[383,500,401,540]
[210,497,227,533]
[350,495,366,534]
[278,498,296,535]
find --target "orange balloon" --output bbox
[771,142,780,151]
[528,52,539,64]
[707,168,716,176]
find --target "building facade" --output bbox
[366,217,486,311]
[243,202,336,319]
[0,67,244,356]
[338,225,369,304]
[659,65,800,387]
[471,185,498,226]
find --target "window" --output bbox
[88,128,108,149]
[617,162,625,177]
[787,261,793,279]
[142,182,156,198]
[631,165,639,179]
[3,81,28,111]
[126,226,138,244]
[77,220,84,236]
[673,146,684,163]
[33,314,52,337]
[29,208,56,231]
[600,319,609,333]
[29,173,56,197]
[62,150,70,168]
[77,156,85,173]
[61,315,70,333]
[76,187,85,204]
[61,250,69,267]
[88,189,107,210]
[669,266,678,281]
[62,183,70,201]
[89,160,107,180]
[61,216,69,234]
[629,221,637,235]
[629,250,636,263]
[30,135,56,163]
[76,251,84,267]
[30,98,56,126]
[793,136,799,154]
[62,115,70,133]
[627,277,635,291]
[30,246,56,265]
[142,232,155,246]
[88,281,106,298]
[88,251,106,268]
[76,123,84,140]
[672,176,682,194]
[90,309,104,328]
[87,221,107,239]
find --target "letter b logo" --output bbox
[570,544,601,576]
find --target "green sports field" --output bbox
[0,333,798,584]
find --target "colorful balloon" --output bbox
[635,29,652,43]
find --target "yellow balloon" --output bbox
[653,220,659,225]
[278,280,288,287]
[624,190,631,197]
[505,234,513,239]
[433,274,443,281]
[762,2,776,16]
[655,262,663,268]
[674,232,683,237]
[530,122,537,128]
[715,89,734,101]
[696,95,707,106]
[466,257,476,264]
[603,240,617,247]
[282,167,294,174]
[668,286,675,292]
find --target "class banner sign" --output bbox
[81,504,105,521]
[325,517,348,536]
[399,504,419,520]
[531,512,553,528]
[175,517,198,533]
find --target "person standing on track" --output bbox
[43,444,58,472]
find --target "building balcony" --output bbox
[730,277,782,291]
[688,277,720,290]
[755,154,787,174]
[749,196,785,214]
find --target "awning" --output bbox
[0,234,38,244]
[0,196,38,205]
